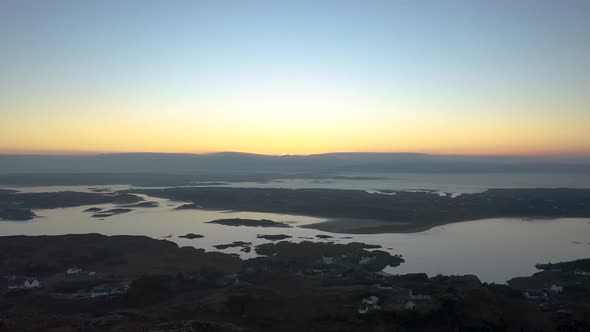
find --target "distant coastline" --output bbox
[128,187,590,234]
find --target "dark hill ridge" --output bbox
[205,218,291,228]
[0,152,588,175]
[129,187,590,233]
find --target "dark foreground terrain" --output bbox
[1,234,589,331]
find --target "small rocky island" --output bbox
[206,218,291,228]
[178,233,204,239]
[213,241,253,253]
[256,234,292,241]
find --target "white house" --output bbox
[376,283,393,290]
[359,256,376,265]
[322,256,335,265]
[409,289,432,301]
[404,301,416,310]
[549,284,563,293]
[358,304,369,314]
[90,284,128,298]
[366,296,379,305]
[7,277,41,290]
[66,267,82,275]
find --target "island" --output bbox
[127,187,590,233]
[178,233,205,239]
[256,234,292,241]
[206,218,292,228]
[83,207,103,213]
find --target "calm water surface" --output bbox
[1,181,589,283]
[222,172,590,194]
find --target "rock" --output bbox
[83,207,103,213]
[179,233,204,239]
[207,218,291,228]
[256,234,292,241]
[316,234,333,239]
[347,242,382,249]
[0,208,36,221]
[214,242,252,250]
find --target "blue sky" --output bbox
[1,0,589,155]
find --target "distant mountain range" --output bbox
[0,152,588,174]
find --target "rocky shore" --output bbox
[1,234,589,331]
[0,191,142,221]
[129,187,590,233]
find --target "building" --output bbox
[358,296,381,314]
[90,284,128,298]
[549,284,563,293]
[322,256,335,265]
[409,289,432,301]
[359,256,376,265]
[7,276,41,290]
[404,301,416,310]
[524,290,547,300]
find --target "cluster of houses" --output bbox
[4,266,129,299]
[404,288,434,311]
[6,276,42,290]
[357,287,435,315]
[523,283,563,300]
[65,266,129,298]
[574,270,590,277]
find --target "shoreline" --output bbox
[298,218,435,234]
[1,233,589,330]
[299,216,581,234]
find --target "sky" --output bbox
[1,0,589,156]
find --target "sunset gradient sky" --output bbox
[1,1,589,156]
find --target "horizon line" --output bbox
[1,150,590,159]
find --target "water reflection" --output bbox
[1,185,589,283]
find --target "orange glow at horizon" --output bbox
[2,63,589,157]
[2,108,589,157]
[2,1,589,158]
